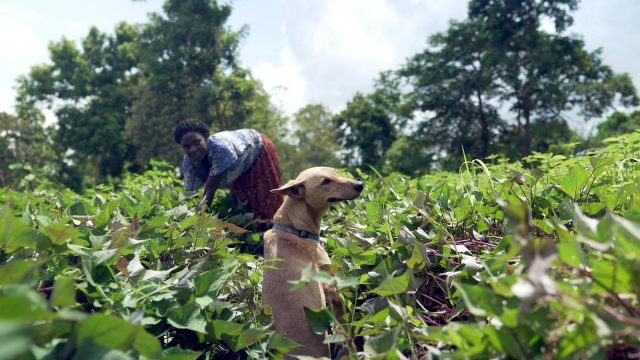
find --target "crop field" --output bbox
[1,131,639,359]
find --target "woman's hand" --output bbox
[194,174,221,212]
[194,197,209,212]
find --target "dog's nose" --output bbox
[353,182,364,193]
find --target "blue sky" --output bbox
[1,0,638,134]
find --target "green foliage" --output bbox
[126,0,288,168]
[597,110,640,140]
[335,73,406,171]
[0,108,56,188]
[1,131,639,358]
[400,19,503,163]
[9,0,639,188]
[383,136,433,176]
[279,104,342,179]
[499,119,580,159]
[14,0,288,189]
[395,0,639,169]
[17,24,140,186]
[468,0,638,156]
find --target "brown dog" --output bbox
[263,167,364,358]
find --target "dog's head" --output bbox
[271,167,364,210]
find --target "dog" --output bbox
[262,167,364,358]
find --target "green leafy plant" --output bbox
[1,131,639,359]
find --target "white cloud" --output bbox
[572,0,640,92]
[251,47,307,115]
[0,3,47,113]
[0,3,45,60]
[284,0,410,112]
[67,21,88,39]
[247,0,468,115]
[246,0,639,120]
[0,0,163,115]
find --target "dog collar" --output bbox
[272,223,321,242]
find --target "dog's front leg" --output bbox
[323,284,352,360]
[323,284,345,320]
[317,264,345,319]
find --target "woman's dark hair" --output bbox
[174,119,210,143]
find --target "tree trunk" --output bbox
[477,91,489,158]
[93,154,102,186]
[523,106,532,156]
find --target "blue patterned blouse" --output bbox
[181,129,264,191]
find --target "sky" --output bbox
[1,0,639,133]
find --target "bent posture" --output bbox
[263,167,364,358]
[174,119,283,220]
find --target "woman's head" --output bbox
[175,119,209,162]
[174,119,209,144]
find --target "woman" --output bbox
[174,119,283,220]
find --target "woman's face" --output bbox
[180,131,208,162]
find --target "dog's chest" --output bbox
[263,230,331,267]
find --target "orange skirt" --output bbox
[229,134,283,220]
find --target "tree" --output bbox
[126,0,245,167]
[497,118,579,158]
[17,0,287,184]
[398,0,638,167]
[334,73,406,171]
[400,19,503,166]
[280,104,341,177]
[383,136,434,175]
[16,23,140,186]
[596,111,640,139]
[468,0,638,156]
[334,93,394,171]
[0,103,57,187]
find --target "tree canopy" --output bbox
[3,0,639,186]
[335,73,405,170]
[16,24,139,185]
[392,0,639,172]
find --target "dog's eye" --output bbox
[321,178,332,186]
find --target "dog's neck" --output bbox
[272,197,327,234]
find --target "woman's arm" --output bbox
[197,174,222,210]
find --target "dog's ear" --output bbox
[271,179,305,198]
